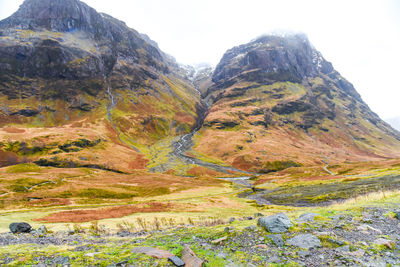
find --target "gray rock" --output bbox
[37,225,47,235]
[297,250,311,257]
[257,213,293,233]
[74,245,93,252]
[298,213,318,224]
[336,245,350,252]
[229,217,236,223]
[54,256,70,265]
[328,238,345,246]
[224,226,234,233]
[266,256,281,263]
[287,234,321,250]
[168,256,185,267]
[217,252,228,259]
[254,212,264,217]
[269,234,284,247]
[9,222,32,234]
[394,211,400,220]
[245,225,257,231]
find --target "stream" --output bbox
[106,80,141,153]
[106,78,255,176]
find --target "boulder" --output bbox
[181,245,203,267]
[9,222,32,234]
[257,213,293,233]
[297,213,318,224]
[168,256,185,267]
[287,234,321,250]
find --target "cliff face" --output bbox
[0,0,169,99]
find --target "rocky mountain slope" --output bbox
[0,0,399,175]
[192,34,400,172]
[0,0,202,172]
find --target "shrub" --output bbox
[261,160,302,173]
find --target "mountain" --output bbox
[386,117,400,131]
[0,0,399,175]
[191,34,400,172]
[0,0,201,172]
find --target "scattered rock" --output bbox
[328,238,344,246]
[224,226,234,233]
[217,252,228,259]
[298,213,318,224]
[54,256,70,265]
[168,256,185,267]
[74,245,92,252]
[229,217,236,223]
[266,256,281,264]
[349,249,365,258]
[269,234,284,247]
[211,236,228,244]
[37,225,48,235]
[245,225,257,231]
[335,245,350,252]
[257,213,293,233]
[181,245,203,267]
[253,244,268,250]
[357,224,382,234]
[84,252,101,257]
[287,234,321,250]
[254,212,264,217]
[374,238,395,249]
[394,211,400,220]
[297,250,311,257]
[9,222,32,234]
[131,247,174,259]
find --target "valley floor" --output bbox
[1,197,400,266]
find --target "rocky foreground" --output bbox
[1,207,400,266]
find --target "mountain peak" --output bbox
[212,33,334,85]
[0,0,103,33]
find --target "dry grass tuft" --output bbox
[332,189,400,208]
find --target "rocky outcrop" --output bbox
[257,213,293,233]
[287,234,321,250]
[0,0,169,102]
[212,34,333,85]
[9,222,32,234]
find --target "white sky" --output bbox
[1,0,400,120]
